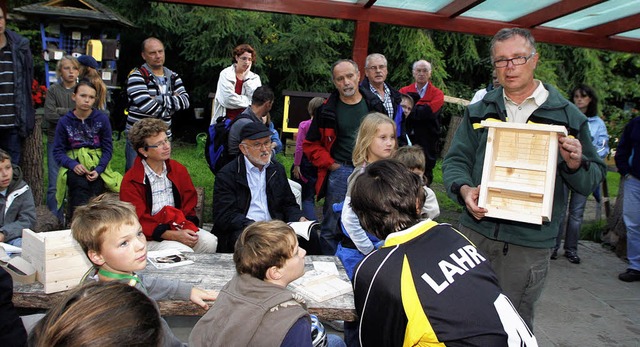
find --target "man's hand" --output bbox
[0,232,5,243]
[460,185,487,220]
[190,288,218,310]
[292,165,301,179]
[86,170,99,181]
[164,229,199,249]
[559,135,583,170]
[299,216,308,222]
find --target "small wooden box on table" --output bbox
[478,121,567,225]
[20,229,93,294]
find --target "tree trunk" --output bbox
[442,115,462,157]
[21,113,44,206]
[603,175,626,258]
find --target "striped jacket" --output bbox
[126,63,190,136]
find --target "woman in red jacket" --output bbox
[120,118,218,253]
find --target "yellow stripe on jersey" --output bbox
[384,220,438,248]
[400,255,444,347]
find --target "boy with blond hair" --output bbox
[71,194,217,347]
[190,220,345,347]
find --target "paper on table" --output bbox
[288,221,319,241]
[288,261,352,302]
[147,249,194,269]
[0,242,22,254]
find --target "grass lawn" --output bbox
[43,135,621,225]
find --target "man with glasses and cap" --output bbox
[213,122,319,254]
[443,27,606,330]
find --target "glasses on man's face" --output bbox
[145,138,171,150]
[493,52,536,68]
[367,65,387,71]
[243,139,272,150]
[237,56,252,62]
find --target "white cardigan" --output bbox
[211,64,262,124]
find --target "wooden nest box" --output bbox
[478,121,567,225]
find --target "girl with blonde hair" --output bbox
[336,112,397,278]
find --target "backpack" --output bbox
[204,114,252,174]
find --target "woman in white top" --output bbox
[211,44,262,123]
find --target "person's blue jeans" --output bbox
[46,140,64,221]
[0,127,22,164]
[623,175,640,271]
[300,174,317,221]
[327,334,347,347]
[124,133,137,172]
[555,184,587,253]
[320,164,353,255]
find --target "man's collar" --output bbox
[142,159,167,178]
[416,82,428,91]
[503,79,547,106]
[243,155,270,172]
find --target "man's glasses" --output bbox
[237,56,252,61]
[493,52,536,68]
[367,65,387,71]
[242,140,272,150]
[145,138,171,150]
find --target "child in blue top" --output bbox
[53,79,121,221]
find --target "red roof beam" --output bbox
[582,13,640,37]
[436,0,484,19]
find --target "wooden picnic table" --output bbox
[12,254,357,321]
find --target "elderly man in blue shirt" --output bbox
[212,122,320,254]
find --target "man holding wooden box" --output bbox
[443,28,606,330]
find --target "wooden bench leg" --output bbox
[195,187,204,227]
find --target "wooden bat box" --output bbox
[478,121,567,225]
[21,229,93,294]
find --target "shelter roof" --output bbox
[157,0,640,53]
[14,0,134,27]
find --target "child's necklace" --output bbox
[98,268,145,289]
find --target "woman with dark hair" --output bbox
[28,281,162,347]
[211,44,262,123]
[552,84,610,263]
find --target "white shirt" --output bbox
[142,160,174,216]
[504,80,549,123]
[244,156,272,222]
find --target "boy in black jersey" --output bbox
[350,159,538,347]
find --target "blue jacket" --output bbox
[5,29,35,138]
[587,115,610,159]
[615,116,640,179]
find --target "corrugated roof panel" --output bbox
[541,0,640,30]
[375,0,452,12]
[460,0,560,22]
[616,28,640,39]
